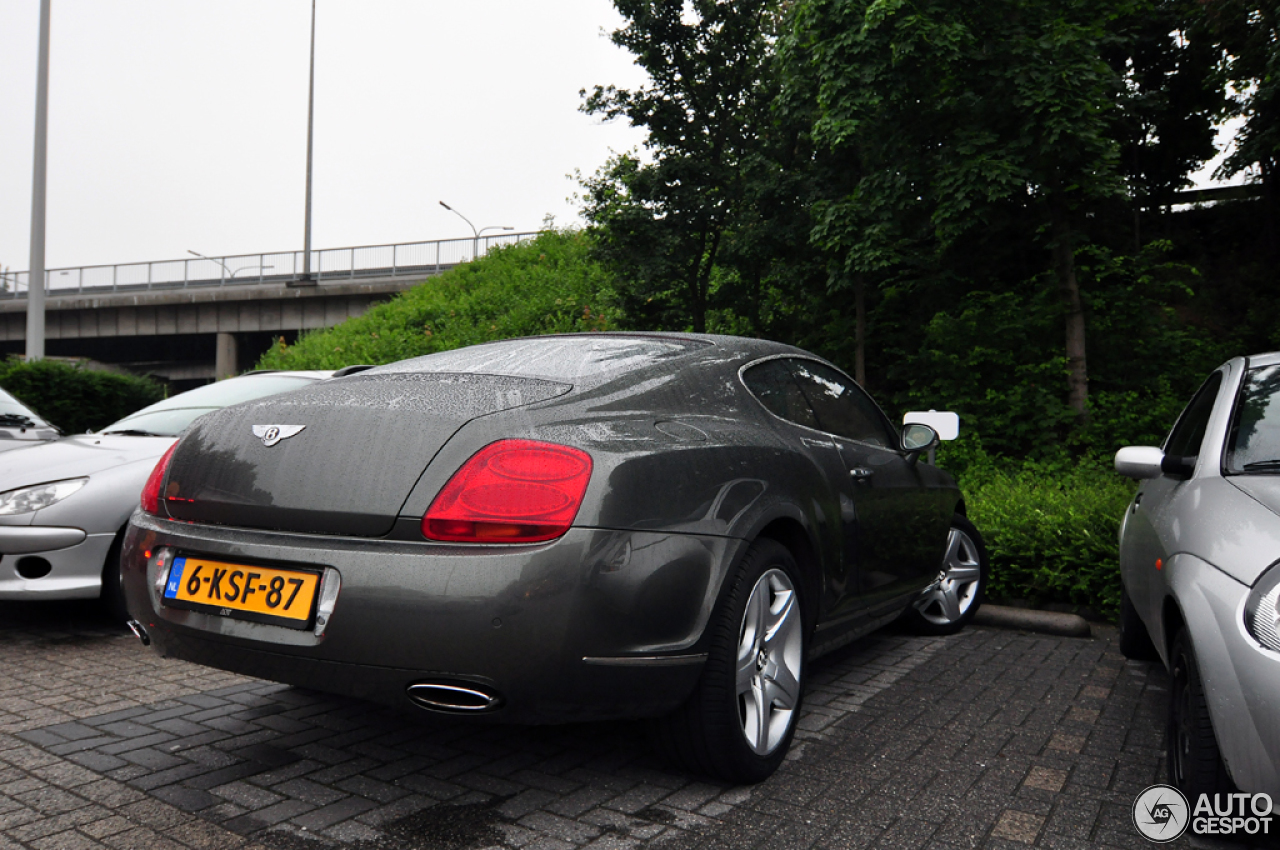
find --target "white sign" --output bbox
[903,410,959,441]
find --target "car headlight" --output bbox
[0,478,89,515]
[1245,561,1280,653]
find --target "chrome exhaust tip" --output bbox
[406,681,503,713]
[126,620,151,646]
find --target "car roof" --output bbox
[244,370,335,380]
[1246,352,1280,369]
[369,333,809,386]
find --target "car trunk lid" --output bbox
[163,373,570,536]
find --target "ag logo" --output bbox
[252,424,305,447]
[1133,784,1189,842]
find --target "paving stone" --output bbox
[149,785,219,813]
[289,795,377,831]
[2,603,1213,849]
[29,829,110,850]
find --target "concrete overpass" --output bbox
[1,234,534,390]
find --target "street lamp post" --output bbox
[298,0,317,286]
[26,0,51,362]
[188,250,233,283]
[438,201,513,261]
[188,250,274,283]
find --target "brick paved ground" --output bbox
[0,600,1269,850]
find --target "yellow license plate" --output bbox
[162,556,320,629]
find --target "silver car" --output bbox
[0,386,60,453]
[0,371,331,616]
[1116,352,1280,799]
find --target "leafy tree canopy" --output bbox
[580,0,786,333]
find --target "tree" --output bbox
[784,0,1155,422]
[1203,0,1280,254]
[580,0,785,333]
[1108,1,1225,222]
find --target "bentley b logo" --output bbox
[252,424,305,447]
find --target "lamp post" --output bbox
[26,0,51,361]
[298,0,317,285]
[188,250,233,282]
[438,201,513,261]
[188,250,274,283]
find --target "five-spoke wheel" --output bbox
[905,514,988,635]
[652,538,807,784]
[735,568,804,756]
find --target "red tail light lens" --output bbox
[140,443,178,515]
[423,439,593,543]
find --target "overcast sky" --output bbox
[0,1,1245,277]
[0,0,650,272]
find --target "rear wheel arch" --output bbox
[755,517,821,629]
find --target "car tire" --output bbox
[651,538,807,784]
[903,514,988,636]
[1118,584,1157,660]
[1167,629,1234,798]
[99,531,129,623]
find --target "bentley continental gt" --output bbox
[121,334,986,782]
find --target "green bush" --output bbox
[0,359,165,434]
[954,448,1134,620]
[257,230,618,370]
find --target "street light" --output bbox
[300,0,317,285]
[26,0,51,361]
[439,201,513,261]
[187,250,274,282]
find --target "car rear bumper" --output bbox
[0,530,114,600]
[123,512,740,723]
[1168,554,1280,796]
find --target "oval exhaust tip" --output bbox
[126,620,151,646]
[406,681,503,713]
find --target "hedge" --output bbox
[0,359,165,434]
[953,450,1135,620]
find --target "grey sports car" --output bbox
[1116,351,1280,799]
[0,371,330,615]
[121,334,987,782]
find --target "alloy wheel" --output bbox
[735,568,804,755]
[912,527,983,626]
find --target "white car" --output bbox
[0,371,331,617]
[1116,352,1280,799]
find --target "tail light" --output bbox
[140,443,178,515]
[423,439,592,543]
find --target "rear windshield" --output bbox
[375,337,708,381]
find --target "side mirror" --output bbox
[902,423,939,452]
[1115,446,1197,480]
[902,423,939,465]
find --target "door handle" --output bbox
[849,467,874,481]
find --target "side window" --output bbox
[1227,365,1280,472]
[788,360,896,448]
[741,359,819,430]
[1164,371,1224,458]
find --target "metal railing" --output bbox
[0,232,539,298]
